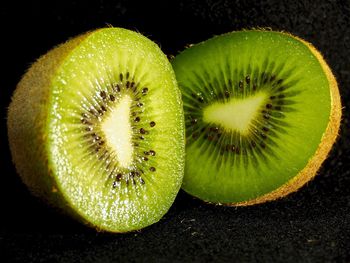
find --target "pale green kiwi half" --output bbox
[8,28,185,232]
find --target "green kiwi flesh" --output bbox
[172,30,341,205]
[7,28,185,232]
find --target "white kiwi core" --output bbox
[101,95,134,168]
[203,92,267,135]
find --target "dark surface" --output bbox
[1,0,350,262]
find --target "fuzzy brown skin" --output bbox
[7,32,91,222]
[232,33,342,206]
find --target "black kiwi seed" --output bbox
[139,136,144,140]
[262,73,268,84]
[149,150,156,156]
[133,84,138,93]
[134,117,140,122]
[101,105,107,112]
[144,151,150,155]
[126,81,130,88]
[85,127,92,131]
[150,167,156,172]
[119,73,123,82]
[81,119,91,125]
[150,121,156,127]
[137,102,143,107]
[143,156,148,161]
[142,87,148,94]
[100,91,107,99]
[266,104,273,109]
[116,173,122,181]
[89,109,98,117]
[239,80,243,89]
[224,90,230,98]
[126,71,130,79]
[270,96,276,100]
[198,96,204,103]
[139,178,145,184]
[245,75,250,84]
[140,128,146,134]
[109,94,115,101]
[191,119,197,124]
[114,84,121,92]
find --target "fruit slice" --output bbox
[7,27,185,232]
[172,30,341,205]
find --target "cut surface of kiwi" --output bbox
[172,30,341,205]
[7,27,185,232]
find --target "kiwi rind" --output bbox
[172,30,341,205]
[7,27,185,232]
[7,32,91,221]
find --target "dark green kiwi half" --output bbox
[172,30,341,205]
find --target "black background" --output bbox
[1,0,350,262]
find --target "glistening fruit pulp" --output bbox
[49,30,185,231]
[7,28,185,232]
[172,30,340,204]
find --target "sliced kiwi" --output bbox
[172,30,341,205]
[7,27,185,232]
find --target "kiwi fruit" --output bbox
[7,27,185,232]
[172,30,341,205]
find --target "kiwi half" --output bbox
[172,30,341,205]
[7,28,185,232]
